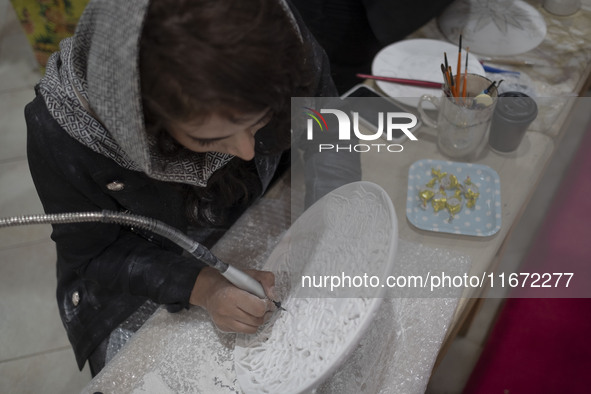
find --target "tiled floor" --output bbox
[0,1,92,393]
[1,1,590,393]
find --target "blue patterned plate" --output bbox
[406,159,501,237]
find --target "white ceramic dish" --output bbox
[437,0,547,57]
[371,38,485,108]
[234,181,398,394]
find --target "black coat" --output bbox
[27,93,214,369]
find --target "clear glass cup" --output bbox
[418,74,498,161]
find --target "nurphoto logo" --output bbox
[303,107,418,153]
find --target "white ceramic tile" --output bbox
[0,348,91,394]
[0,160,51,249]
[0,241,70,360]
[0,3,42,93]
[0,89,35,162]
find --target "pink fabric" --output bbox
[464,126,591,393]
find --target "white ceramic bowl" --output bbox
[437,0,547,57]
[234,181,398,394]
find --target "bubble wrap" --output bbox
[316,240,468,394]
[105,301,160,364]
[83,188,470,394]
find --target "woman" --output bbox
[25,0,359,376]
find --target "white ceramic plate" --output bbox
[437,0,546,57]
[234,181,398,394]
[371,38,485,108]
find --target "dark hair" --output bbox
[139,0,312,224]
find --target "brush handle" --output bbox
[481,64,520,75]
[356,74,442,89]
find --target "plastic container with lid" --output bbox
[488,92,538,153]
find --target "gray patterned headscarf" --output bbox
[37,0,233,187]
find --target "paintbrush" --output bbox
[441,63,451,93]
[479,56,540,67]
[462,47,469,100]
[356,73,442,88]
[455,35,462,97]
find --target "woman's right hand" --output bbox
[189,267,276,333]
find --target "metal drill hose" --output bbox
[0,210,226,271]
[0,210,269,300]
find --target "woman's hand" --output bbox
[190,267,276,333]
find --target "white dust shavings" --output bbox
[235,297,372,394]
